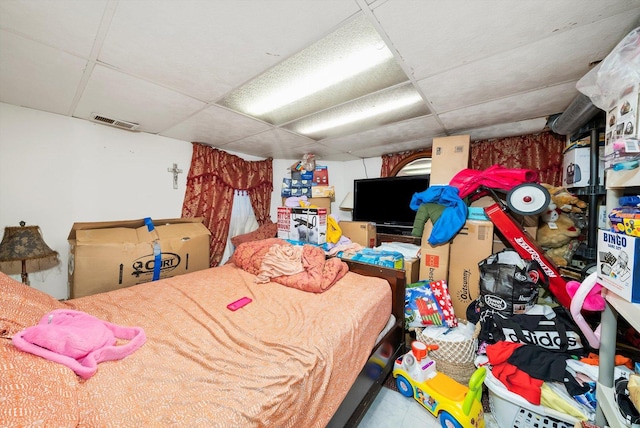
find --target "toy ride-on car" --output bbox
[393,341,486,428]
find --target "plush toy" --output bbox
[544,242,579,266]
[566,279,605,312]
[537,211,581,248]
[541,183,587,213]
[536,208,581,266]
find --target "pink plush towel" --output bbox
[12,309,146,379]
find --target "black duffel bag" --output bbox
[475,249,547,342]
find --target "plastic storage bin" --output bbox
[485,370,578,428]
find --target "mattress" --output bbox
[58,263,392,427]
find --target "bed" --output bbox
[0,238,406,427]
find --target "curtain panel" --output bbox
[181,144,273,267]
[470,131,565,186]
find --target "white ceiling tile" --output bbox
[73,65,206,133]
[321,115,445,152]
[0,0,107,57]
[161,105,271,144]
[0,31,87,115]
[350,137,438,159]
[463,118,550,141]
[221,128,316,159]
[439,82,579,132]
[418,13,640,113]
[374,0,639,80]
[99,0,360,102]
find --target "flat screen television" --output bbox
[352,175,430,235]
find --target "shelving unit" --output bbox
[596,291,640,428]
[595,179,639,428]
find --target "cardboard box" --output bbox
[448,220,494,319]
[277,206,327,245]
[282,197,331,214]
[430,135,470,185]
[419,220,450,283]
[339,221,376,248]
[492,226,538,253]
[597,230,640,303]
[68,218,211,298]
[405,257,420,284]
[562,146,604,188]
[312,165,329,186]
[311,185,335,198]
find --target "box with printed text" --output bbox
[597,230,640,303]
[277,206,327,245]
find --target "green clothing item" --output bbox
[411,203,446,237]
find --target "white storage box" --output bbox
[485,370,577,428]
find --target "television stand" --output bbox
[376,232,421,247]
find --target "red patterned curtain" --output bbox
[380,150,422,177]
[181,144,273,267]
[470,131,565,185]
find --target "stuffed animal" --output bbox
[541,183,587,213]
[566,279,605,312]
[537,211,581,248]
[536,209,581,266]
[544,242,578,266]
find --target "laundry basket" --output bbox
[415,319,479,385]
[485,369,578,428]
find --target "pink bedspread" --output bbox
[0,265,391,428]
[230,238,349,292]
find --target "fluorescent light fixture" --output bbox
[298,91,423,135]
[216,14,430,140]
[247,43,394,116]
[284,83,429,140]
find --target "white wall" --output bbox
[0,103,381,299]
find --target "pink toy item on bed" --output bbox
[567,272,605,349]
[12,309,146,379]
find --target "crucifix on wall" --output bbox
[167,163,183,189]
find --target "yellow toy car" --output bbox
[392,341,486,428]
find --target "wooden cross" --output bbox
[167,163,183,189]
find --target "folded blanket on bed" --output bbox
[256,244,305,283]
[231,238,348,292]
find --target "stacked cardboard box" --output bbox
[277,206,327,245]
[68,217,211,298]
[339,221,376,248]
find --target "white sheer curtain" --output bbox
[220,190,259,264]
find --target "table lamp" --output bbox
[0,221,59,285]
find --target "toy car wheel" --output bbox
[506,183,550,216]
[438,411,463,428]
[395,375,413,398]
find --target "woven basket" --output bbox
[415,319,480,385]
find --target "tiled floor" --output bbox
[357,386,500,428]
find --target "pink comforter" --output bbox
[230,238,348,292]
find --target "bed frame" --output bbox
[327,260,406,427]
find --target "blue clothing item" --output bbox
[410,185,468,245]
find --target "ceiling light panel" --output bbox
[216,15,409,126]
[284,83,429,140]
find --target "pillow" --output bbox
[0,272,67,337]
[230,221,278,247]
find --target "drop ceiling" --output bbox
[1,0,638,161]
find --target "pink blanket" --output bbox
[231,238,348,292]
[449,164,539,198]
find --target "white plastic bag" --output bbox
[577,27,640,110]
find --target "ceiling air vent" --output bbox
[90,113,140,131]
